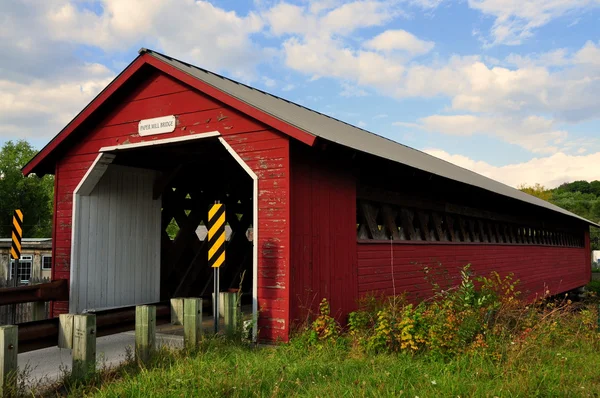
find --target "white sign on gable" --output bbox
[138,115,176,136]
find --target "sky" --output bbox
[1,0,599,188]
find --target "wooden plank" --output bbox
[468,220,479,243]
[72,314,96,381]
[431,212,446,242]
[457,216,469,242]
[478,220,488,243]
[417,211,431,241]
[222,292,241,337]
[184,298,202,349]
[170,298,184,325]
[400,209,417,240]
[496,223,505,243]
[445,215,456,242]
[58,314,74,349]
[381,205,400,240]
[360,202,384,240]
[487,222,497,244]
[135,305,156,364]
[0,325,17,397]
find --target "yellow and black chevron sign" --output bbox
[10,210,23,260]
[207,204,226,268]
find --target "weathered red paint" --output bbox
[23,57,148,176]
[23,54,316,177]
[357,241,591,301]
[289,145,358,328]
[50,69,291,340]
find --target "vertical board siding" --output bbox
[223,133,290,341]
[53,69,291,341]
[357,242,591,301]
[71,165,161,312]
[290,146,357,329]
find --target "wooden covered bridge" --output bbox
[23,49,598,341]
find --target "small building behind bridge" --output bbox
[23,49,598,341]
[0,238,52,284]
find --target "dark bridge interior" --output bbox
[111,138,254,302]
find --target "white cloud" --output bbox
[1,0,598,167]
[263,77,276,87]
[283,36,405,86]
[574,40,600,65]
[413,114,570,154]
[281,34,600,127]
[42,0,266,79]
[264,1,400,37]
[410,0,446,7]
[340,82,369,97]
[0,66,114,140]
[266,1,429,97]
[468,0,600,46]
[424,149,600,188]
[365,29,434,55]
[0,0,268,143]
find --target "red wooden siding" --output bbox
[52,68,291,340]
[290,146,357,328]
[584,230,592,281]
[357,240,591,301]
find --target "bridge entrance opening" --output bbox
[70,134,255,322]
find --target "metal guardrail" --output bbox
[0,279,69,306]
[17,302,171,353]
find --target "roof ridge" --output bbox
[142,48,598,228]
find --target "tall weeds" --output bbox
[302,264,600,361]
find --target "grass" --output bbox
[50,332,600,398]
[39,274,600,398]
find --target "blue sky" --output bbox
[1,0,599,187]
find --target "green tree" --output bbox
[518,183,553,202]
[590,180,600,197]
[557,180,592,194]
[0,140,53,238]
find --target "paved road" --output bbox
[19,331,184,386]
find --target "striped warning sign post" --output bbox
[10,210,23,324]
[208,203,226,268]
[208,203,225,333]
[10,210,23,261]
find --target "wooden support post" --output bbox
[135,305,156,364]
[0,326,18,396]
[222,292,241,337]
[170,298,184,325]
[183,298,202,349]
[72,314,96,381]
[58,314,74,349]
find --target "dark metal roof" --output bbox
[143,48,598,227]
[0,238,52,250]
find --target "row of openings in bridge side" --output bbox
[356,200,584,247]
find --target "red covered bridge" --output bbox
[23,49,598,341]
